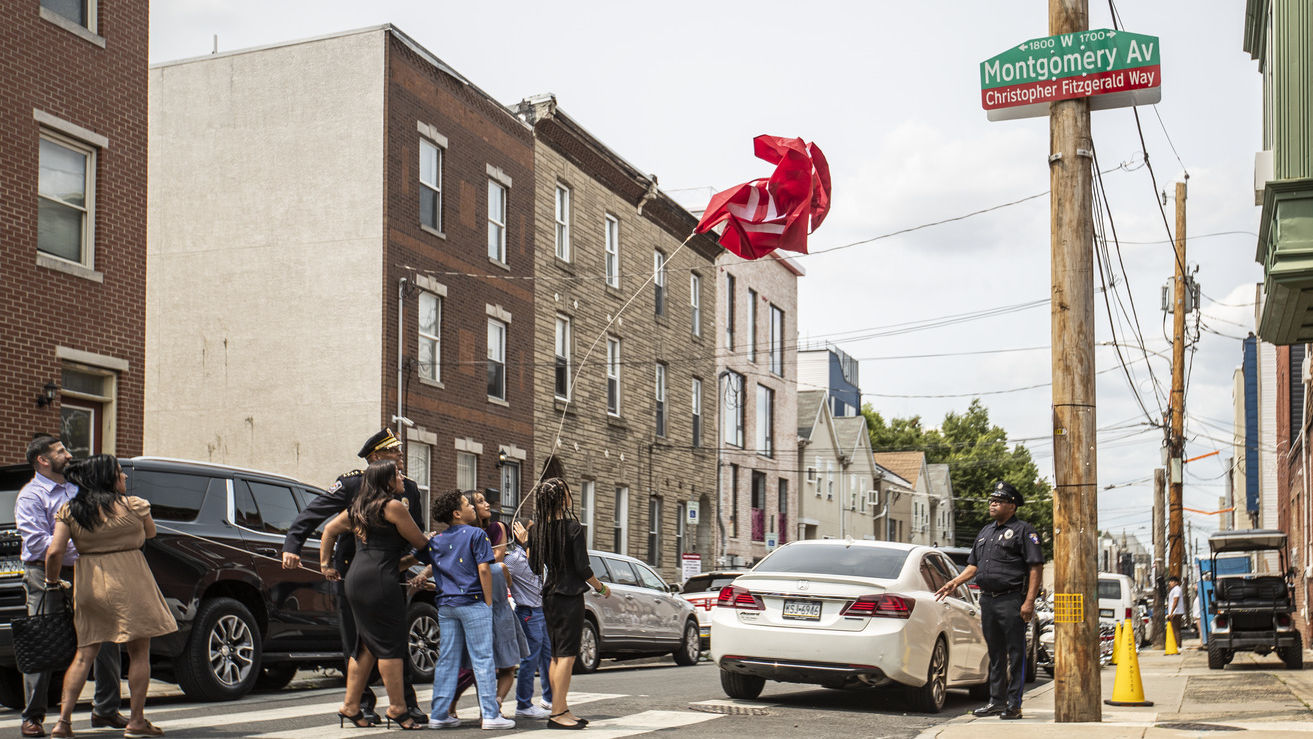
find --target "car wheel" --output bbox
[254,663,298,690]
[0,665,23,710]
[176,597,262,701]
[673,620,701,666]
[406,601,440,683]
[572,619,600,674]
[1207,641,1228,670]
[906,637,948,714]
[720,669,765,699]
[1280,632,1304,670]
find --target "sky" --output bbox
[150,1,1264,557]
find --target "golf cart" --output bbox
[1205,529,1302,670]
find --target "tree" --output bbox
[864,399,1054,558]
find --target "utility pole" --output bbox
[1049,0,1100,722]
[1169,181,1188,585]
[1152,468,1166,647]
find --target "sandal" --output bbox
[51,719,74,739]
[123,721,164,738]
[337,709,375,728]
[384,709,423,730]
[547,711,586,730]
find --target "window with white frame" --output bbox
[606,337,621,416]
[826,460,834,499]
[691,377,703,448]
[554,315,571,400]
[676,501,686,558]
[722,371,745,447]
[487,179,507,263]
[747,289,758,362]
[41,0,95,31]
[725,273,736,350]
[655,363,667,437]
[756,384,774,457]
[770,304,785,376]
[647,497,662,567]
[38,132,94,265]
[420,138,442,232]
[690,273,701,336]
[653,250,666,316]
[407,441,432,527]
[487,319,507,401]
[554,184,571,261]
[614,486,629,555]
[418,292,441,382]
[604,215,620,288]
[456,451,478,491]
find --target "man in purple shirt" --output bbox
[14,436,124,737]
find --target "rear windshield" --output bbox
[1098,579,1122,599]
[683,574,739,594]
[754,544,909,579]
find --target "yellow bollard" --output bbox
[1165,620,1179,655]
[1111,620,1122,664]
[1105,620,1154,706]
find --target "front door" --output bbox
[632,561,681,641]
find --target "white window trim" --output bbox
[615,486,630,555]
[38,2,103,47]
[554,184,571,262]
[418,291,442,385]
[554,314,572,401]
[653,250,666,315]
[455,450,479,491]
[606,337,622,417]
[419,136,444,237]
[487,179,508,264]
[581,480,596,549]
[655,363,667,437]
[37,127,97,272]
[604,214,620,288]
[691,377,703,447]
[487,318,508,403]
[690,273,701,336]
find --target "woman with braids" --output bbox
[44,455,176,738]
[527,478,610,730]
[320,460,429,729]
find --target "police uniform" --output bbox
[281,428,424,719]
[968,481,1043,714]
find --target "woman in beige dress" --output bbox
[44,455,178,738]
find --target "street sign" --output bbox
[981,29,1161,121]
[686,500,700,525]
[681,553,702,581]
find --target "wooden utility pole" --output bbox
[1049,0,1100,722]
[1152,468,1166,647]
[1169,181,1187,583]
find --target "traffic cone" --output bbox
[1111,620,1122,664]
[1165,620,1180,655]
[1104,620,1154,707]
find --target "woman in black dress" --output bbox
[321,460,429,729]
[527,478,610,730]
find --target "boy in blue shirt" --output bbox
[425,490,513,730]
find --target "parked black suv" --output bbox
[0,457,440,706]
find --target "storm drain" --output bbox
[688,702,773,716]
[1155,723,1244,732]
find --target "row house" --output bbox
[1,0,149,461]
[514,95,721,583]
[715,250,802,566]
[797,343,861,417]
[146,26,537,521]
[926,463,956,547]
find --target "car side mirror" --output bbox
[668,583,682,594]
[1288,567,1299,580]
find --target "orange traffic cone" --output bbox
[1165,620,1180,655]
[1105,619,1154,707]
[1111,620,1122,664]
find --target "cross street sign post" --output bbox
[981,29,1161,121]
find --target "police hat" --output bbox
[989,480,1023,505]
[358,428,402,458]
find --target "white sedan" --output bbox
[710,540,989,713]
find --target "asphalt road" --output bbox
[0,660,1052,738]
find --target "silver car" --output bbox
[574,550,701,673]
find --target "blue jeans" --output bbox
[515,606,552,709]
[432,601,499,720]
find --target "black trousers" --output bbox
[979,591,1026,708]
[336,589,418,711]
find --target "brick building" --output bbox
[147,26,535,519]
[514,95,720,582]
[0,0,149,461]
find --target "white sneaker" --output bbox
[428,716,461,729]
[482,716,515,730]
[515,705,551,719]
[540,700,552,710]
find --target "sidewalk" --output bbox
[918,646,1313,738]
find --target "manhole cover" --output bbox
[1155,723,1244,732]
[688,702,772,716]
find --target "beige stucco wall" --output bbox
[797,400,845,539]
[145,30,386,484]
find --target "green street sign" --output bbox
[980,29,1161,121]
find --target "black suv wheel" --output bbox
[572,619,600,674]
[406,601,440,683]
[177,597,262,701]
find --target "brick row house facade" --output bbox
[147,26,536,519]
[1,0,149,461]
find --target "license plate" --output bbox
[782,599,822,621]
[1099,608,1115,618]
[0,558,24,577]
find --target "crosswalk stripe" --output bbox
[512,710,721,738]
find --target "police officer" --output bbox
[281,429,426,724]
[935,480,1043,720]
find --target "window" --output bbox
[756,384,774,457]
[751,472,766,542]
[59,365,114,456]
[747,289,758,361]
[654,363,667,437]
[580,481,595,548]
[778,479,788,544]
[420,138,443,232]
[653,251,666,316]
[634,562,666,591]
[690,274,701,336]
[725,273,735,349]
[691,378,703,448]
[606,337,621,416]
[606,557,639,586]
[770,305,785,376]
[647,497,662,567]
[676,501,686,558]
[614,486,629,555]
[554,184,571,261]
[38,133,94,265]
[487,319,506,400]
[125,470,209,522]
[500,460,520,518]
[722,371,745,447]
[604,215,620,288]
[408,441,432,527]
[246,481,301,536]
[756,543,910,579]
[233,480,261,530]
[729,465,739,538]
[554,315,571,399]
[589,555,611,583]
[41,0,93,31]
[418,292,441,382]
[456,451,478,491]
[487,180,507,263]
[826,460,834,499]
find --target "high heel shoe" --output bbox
[337,710,375,728]
[384,710,423,730]
[547,711,586,730]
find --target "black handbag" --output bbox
[12,586,77,674]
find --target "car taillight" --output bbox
[1125,607,1132,620]
[716,585,763,611]
[841,594,915,619]
[1214,615,1228,628]
[1277,614,1292,627]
